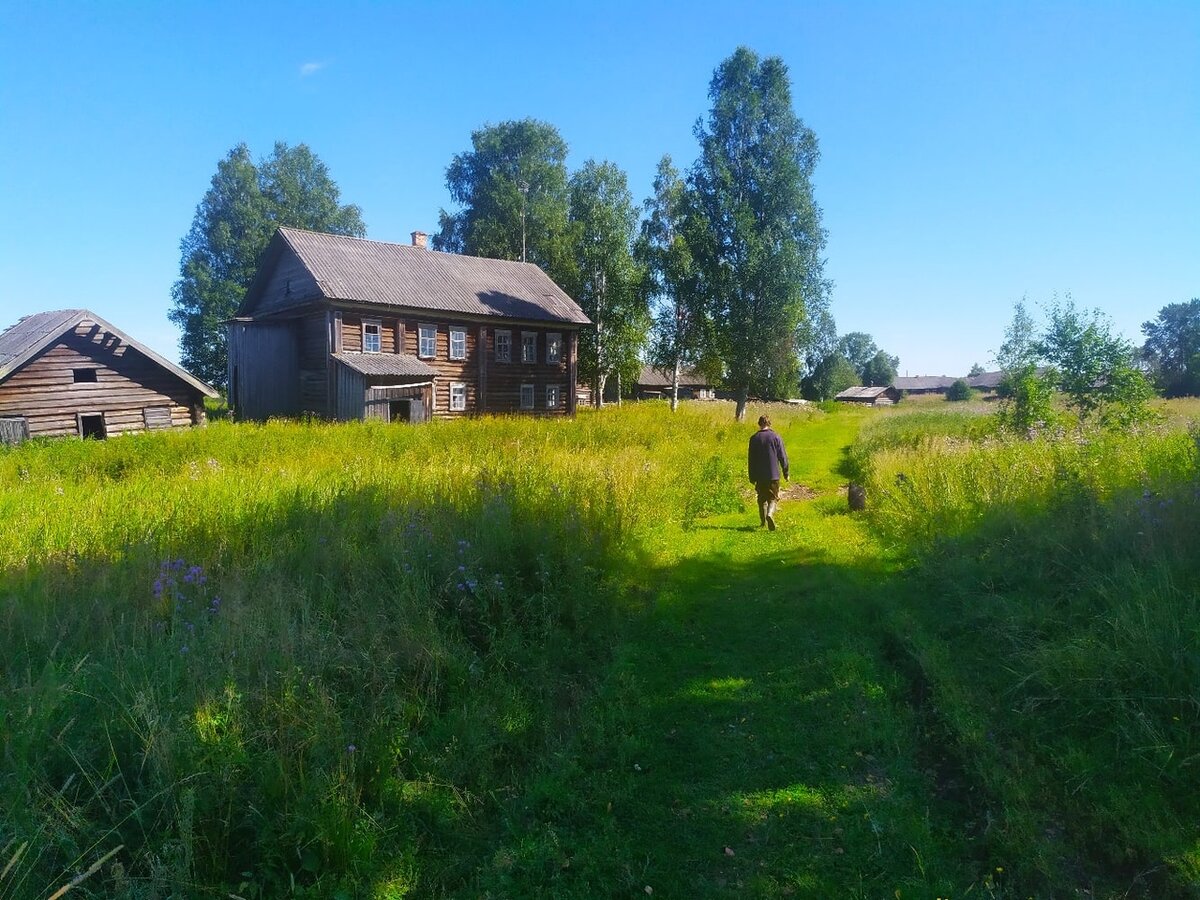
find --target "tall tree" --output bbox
[861,349,900,387]
[688,47,828,419]
[635,155,704,411]
[169,142,364,387]
[566,160,649,406]
[837,332,879,377]
[1142,298,1200,397]
[433,119,571,281]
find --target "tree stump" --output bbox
[848,483,867,511]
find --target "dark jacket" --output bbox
[748,427,789,482]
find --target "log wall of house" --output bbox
[298,314,329,415]
[339,313,574,418]
[0,321,203,438]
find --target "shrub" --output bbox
[945,379,972,401]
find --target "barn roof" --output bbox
[242,227,590,326]
[0,309,217,397]
[332,352,439,379]
[636,364,711,388]
[893,375,957,391]
[836,386,897,400]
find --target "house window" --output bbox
[495,330,512,363]
[545,384,560,409]
[418,325,437,358]
[449,327,467,361]
[521,332,537,363]
[362,320,382,353]
[546,333,562,364]
[449,382,467,412]
[520,383,534,410]
[73,368,98,383]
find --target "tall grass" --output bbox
[0,402,814,898]
[857,407,1200,891]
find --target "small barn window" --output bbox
[362,320,382,353]
[545,384,560,409]
[521,332,537,363]
[546,333,562,364]
[449,382,467,411]
[449,328,467,360]
[78,413,106,440]
[418,325,437,358]
[73,368,98,383]
[143,406,173,430]
[520,383,534,410]
[495,330,512,363]
[0,416,29,445]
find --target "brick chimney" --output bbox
[411,231,428,250]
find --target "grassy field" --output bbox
[1,399,1198,897]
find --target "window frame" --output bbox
[362,319,382,354]
[449,381,467,412]
[545,384,560,409]
[519,383,535,410]
[546,332,562,364]
[449,327,467,361]
[521,331,538,364]
[418,324,437,359]
[494,329,512,363]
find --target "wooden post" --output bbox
[394,320,403,354]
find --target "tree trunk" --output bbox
[596,372,607,408]
[670,359,680,412]
[616,370,622,407]
[734,385,749,421]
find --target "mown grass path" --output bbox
[469,413,985,898]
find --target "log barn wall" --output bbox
[0,319,205,438]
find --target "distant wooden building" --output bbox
[633,364,715,400]
[229,227,591,422]
[0,309,216,444]
[892,375,957,395]
[835,385,902,406]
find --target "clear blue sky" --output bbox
[2,1,1196,377]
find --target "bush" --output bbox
[945,379,973,401]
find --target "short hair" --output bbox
[758,415,771,428]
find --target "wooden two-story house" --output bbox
[229,227,590,422]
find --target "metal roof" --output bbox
[0,309,217,396]
[333,352,439,379]
[245,227,590,326]
[636,364,710,388]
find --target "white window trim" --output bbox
[521,331,538,364]
[449,381,467,412]
[362,318,382,353]
[546,332,562,364]
[495,329,512,363]
[449,327,467,361]
[545,384,560,409]
[519,383,535,410]
[418,324,437,359]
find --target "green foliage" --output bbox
[994,297,1038,376]
[566,160,650,405]
[636,156,706,410]
[967,362,986,377]
[1038,297,1155,425]
[169,143,365,388]
[1142,297,1200,397]
[688,47,828,415]
[996,364,1055,434]
[801,351,859,400]
[861,348,900,387]
[945,378,973,401]
[433,118,572,282]
[837,332,899,387]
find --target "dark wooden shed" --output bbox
[0,309,216,443]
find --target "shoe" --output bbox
[766,513,776,531]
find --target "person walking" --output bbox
[748,414,789,530]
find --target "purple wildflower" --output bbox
[180,645,189,655]
[346,744,356,753]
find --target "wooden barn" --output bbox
[633,364,715,400]
[229,227,591,422]
[835,385,902,406]
[0,309,216,444]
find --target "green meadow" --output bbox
[2,400,1199,898]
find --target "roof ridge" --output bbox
[277,225,549,270]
